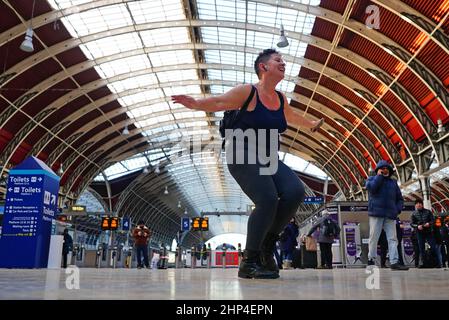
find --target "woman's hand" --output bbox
[171,95,199,110]
[310,118,324,133]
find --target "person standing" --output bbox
[172,49,323,279]
[280,218,299,269]
[307,211,340,269]
[366,160,408,270]
[132,220,152,269]
[411,199,442,268]
[62,228,73,268]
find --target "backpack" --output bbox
[279,230,289,242]
[219,85,256,148]
[324,219,340,237]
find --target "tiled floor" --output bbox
[0,267,447,300]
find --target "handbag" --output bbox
[305,236,317,252]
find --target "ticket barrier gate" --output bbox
[70,244,85,266]
[221,247,227,269]
[110,246,118,268]
[175,247,183,268]
[190,247,196,269]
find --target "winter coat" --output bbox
[366,160,403,220]
[441,224,449,243]
[280,222,299,251]
[308,216,340,244]
[411,208,434,234]
[132,225,151,246]
[62,233,73,254]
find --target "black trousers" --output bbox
[319,242,333,267]
[228,159,304,251]
[136,245,149,267]
[62,251,68,268]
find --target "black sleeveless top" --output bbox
[226,86,287,162]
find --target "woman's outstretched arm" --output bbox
[171,84,252,112]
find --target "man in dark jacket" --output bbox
[411,199,442,268]
[441,218,449,267]
[307,210,340,269]
[62,228,73,268]
[279,218,299,269]
[366,160,408,270]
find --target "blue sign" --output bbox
[304,196,324,204]
[122,217,130,231]
[181,217,190,231]
[0,156,60,268]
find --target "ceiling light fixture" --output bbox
[122,126,129,135]
[164,186,169,195]
[178,201,181,208]
[143,167,149,174]
[155,163,160,174]
[20,0,36,53]
[437,119,445,134]
[276,1,289,48]
[277,24,289,48]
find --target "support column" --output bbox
[419,176,432,210]
[323,176,329,203]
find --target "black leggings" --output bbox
[228,159,305,251]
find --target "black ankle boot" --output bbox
[238,249,279,279]
[260,233,279,273]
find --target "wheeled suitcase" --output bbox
[423,248,439,268]
[292,248,302,269]
[300,244,317,268]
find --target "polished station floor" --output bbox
[0,267,447,300]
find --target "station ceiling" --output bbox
[2,0,449,244]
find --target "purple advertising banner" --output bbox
[345,227,356,257]
[401,220,414,256]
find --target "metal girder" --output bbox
[283,135,352,194]
[355,88,418,153]
[0,108,55,165]
[296,78,401,164]
[383,44,449,110]
[285,127,365,189]
[372,0,449,54]
[298,57,421,154]
[291,91,383,164]
[435,134,449,166]
[366,68,437,137]
[0,30,440,186]
[59,117,220,188]
[1,6,446,122]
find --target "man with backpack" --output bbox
[307,210,340,269]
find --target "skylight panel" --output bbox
[128,0,185,24]
[108,74,158,94]
[156,70,198,83]
[149,50,195,67]
[48,0,92,10]
[140,27,190,47]
[122,156,149,170]
[103,161,128,177]
[128,102,170,118]
[163,85,202,96]
[63,4,132,37]
[174,112,195,120]
[277,80,295,93]
[80,33,142,59]
[138,114,175,128]
[119,89,164,106]
[210,85,233,94]
[96,55,152,78]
